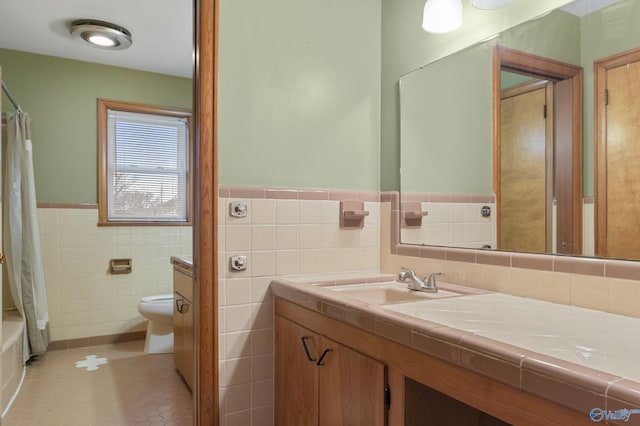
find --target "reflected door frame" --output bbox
[594,47,640,258]
[492,46,583,255]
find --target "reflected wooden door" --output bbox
[500,85,548,253]
[600,58,640,259]
[1,67,4,305]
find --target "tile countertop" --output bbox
[270,273,640,420]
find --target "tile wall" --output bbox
[583,198,595,257]
[26,189,636,426]
[552,198,595,256]
[35,206,192,341]
[217,190,621,426]
[398,196,593,254]
[398,196,592,254]
[217,186,380,426]
[400,199,496,249]
[381,195,640,320]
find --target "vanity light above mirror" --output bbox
[422,0,512,34]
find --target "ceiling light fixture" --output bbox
[422,0,463,34]
[69,19,132,50]
[471,0,512,10]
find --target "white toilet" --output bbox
[137,294,174,354]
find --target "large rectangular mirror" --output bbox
[400,0,640,261]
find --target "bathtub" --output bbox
[1,310,24,418]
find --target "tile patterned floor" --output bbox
[3,340,193,426]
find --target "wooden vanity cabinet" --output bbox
[275,315,387,426]
[405,378,510,426]
[173,267,194,391]
[275,297,587,426]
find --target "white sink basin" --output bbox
[330,282,462,305]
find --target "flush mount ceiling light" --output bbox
[471,0,512,10]
[69,19,132,50]
[422,0,463,34]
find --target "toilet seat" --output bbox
[140,294,173,303]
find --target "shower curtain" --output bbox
[4,110,50,363]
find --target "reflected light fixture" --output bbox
[472,0,512,10]
[422,0,463,34]
[69,19,132,50]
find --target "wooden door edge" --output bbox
[194,0,219,423]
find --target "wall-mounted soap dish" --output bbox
[340,200,369,229]
[402,202,429,227]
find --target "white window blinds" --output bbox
[106,109,189,222]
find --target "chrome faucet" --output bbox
[397,268,444,293]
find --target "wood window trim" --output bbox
[97,98,194,226]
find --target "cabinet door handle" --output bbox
[176,299,187,314]
[180,302,190,314]
[316,348,333,366]
[300,336,316,362]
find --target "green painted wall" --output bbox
[4,0,631,199]
[218,0,381,191]
[400,43,493,194]
[501,71,535,89]
[398,9,578,195]
[3,0,382,202]
[388,0,640,197]
[497,10,580,65]
[0,49,192,203]
[381,0,574,191]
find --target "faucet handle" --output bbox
[398,267,415,282]
[427,272,444,286]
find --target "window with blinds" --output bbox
[98,100,192,225]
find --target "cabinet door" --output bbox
[318,336,386,426]
[173,292,184,372]
[182,297,194,391]
[275,316,319,426]
[174,291,194,391]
